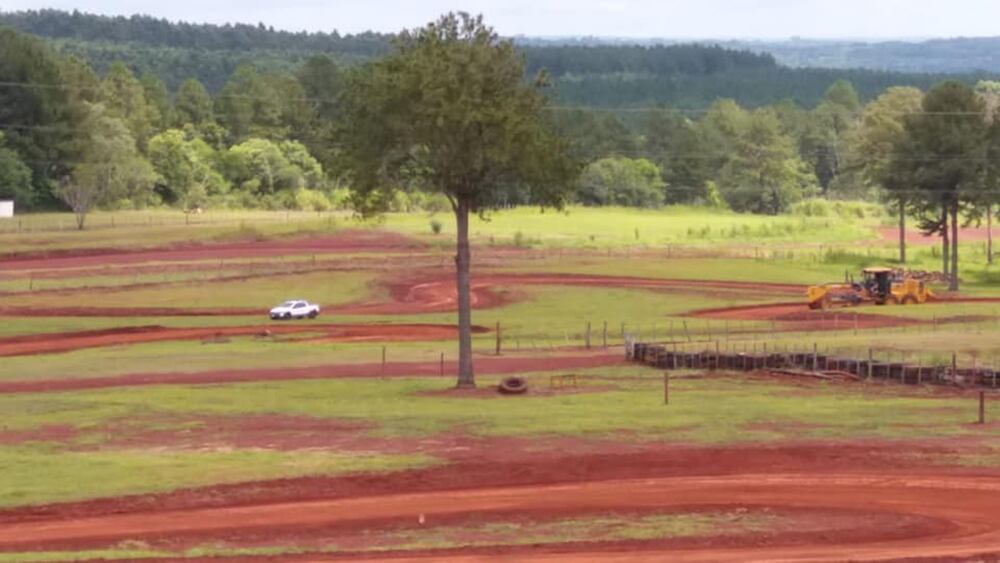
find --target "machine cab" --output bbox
[862,267,894,305]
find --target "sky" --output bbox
[3,0,999,40]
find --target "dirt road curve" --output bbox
[1,473,998,561]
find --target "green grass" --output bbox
[378,510,778,551]
[0,270,374,310]
[0,210,349,254]
[4,367,998,441]
[384,206,874,248]
[0,445,435,508]
[0,335,459,382]
[505,256,852,285]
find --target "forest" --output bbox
[0,9,989,106]
[1,6,1000,273]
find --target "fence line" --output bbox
[630,341,1000,389]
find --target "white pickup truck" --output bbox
[269,300,320,320]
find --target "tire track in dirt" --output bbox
[1,473,998,561]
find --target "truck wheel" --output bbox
[308,310,318,319]
[283,312,292,320]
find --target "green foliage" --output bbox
[0,27,88,209]
[716,108,818,214]
[339,13,577,216]
[58,103,158,227]
[578,157,665,208]
[789,198,882,219]
[174,78,214,126]
[223,138,325,208]
[100,62,160,150]
[0,133,33,205]
[147,129,229,208]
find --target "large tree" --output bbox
[716,108,817,214]
[100,62,160,151]
[0,28,88,208]
[174,78,214,127]
[804,80,860,194]
[58,103,157,228]
[976,81,1000,264]
[850,86,924,263]
[894,81,987,291]
[339,13,577,388]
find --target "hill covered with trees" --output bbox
[0,9,991,107]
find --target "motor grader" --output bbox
[807,267,934,310]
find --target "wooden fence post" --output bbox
[496,322,502,356]
[585,322,592,350]
[979,391,986,425]
[664,372,670,405]
[867,348,873,380]
[603,321,608,350]
[812,342,818,372]
[440,353,445,377]
[381,346,387,375]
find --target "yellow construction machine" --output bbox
[807,267,934,310]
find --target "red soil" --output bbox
[337,273,803,315]
[0,229,421,271]
[0,352,626,393]
[0,323,486,357]
[2,467,999,561]
[690,302,924,329]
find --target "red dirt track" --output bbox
[2,473,1000,561]
[0,230,421,271]
[336,273,805,316]
[0,323,486,357]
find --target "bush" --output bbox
[430,219,443,235]
[293,189,332,212]
[789,199,831,217]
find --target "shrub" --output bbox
[430,219,443,235]
[293,189,332,212]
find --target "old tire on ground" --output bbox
[498,376,528,395]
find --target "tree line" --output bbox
[0,9,989,106]
[3,20,1000,267]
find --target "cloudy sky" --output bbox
[2,0,995,39]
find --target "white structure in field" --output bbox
[0,200,12,218]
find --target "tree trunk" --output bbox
[988,204,994,265]
[75,210,87,231]
[942,204,950,278]
[950,202,959,292]
[454,197,475,388]
[898,199,906,264]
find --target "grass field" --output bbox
[2,205,1000,560]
